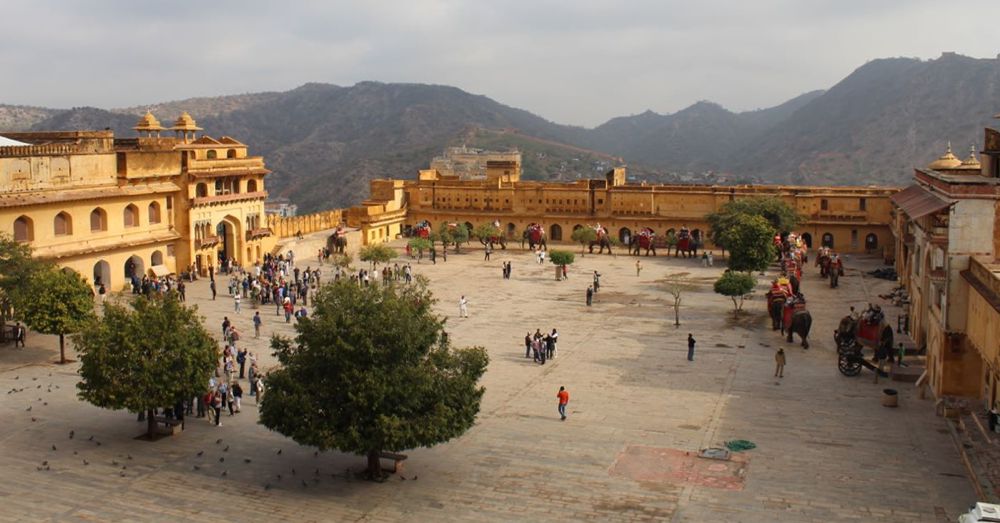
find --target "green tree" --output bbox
[720,214,776,273]
[570,227,597,254]
[75,294,217,438]
[14,267,94,364]
[713,271,757,316]
[332,253,353,271]
[260,280,488,480]
[0,234,47,320]
[548,250,575,280]
[359,244,396,270]
[472,223,501,246]
[408,238,431,261]
[438,223,469,253]
[706,196,802,252]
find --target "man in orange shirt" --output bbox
[557,386,569,421]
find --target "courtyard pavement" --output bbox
[0,232,976,522]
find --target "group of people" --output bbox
[524,328,559,364]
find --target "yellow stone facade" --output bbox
[1,114,275,290]
[355,165,897,256]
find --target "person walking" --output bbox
[874,344,889,384]
[211,390,223,426]
[586,286,593,306]
[687,333,696,361]
[237,348,247,379]
[557,386,569,421]
[459,295,469,318]
[484,245,492,261]
[253,311,262,339]
[210,279,217,300]
[524,332,532,358]
[635,260,642,277]
[550,329,559,359]
[231,381,243,413]
[98,283,107,303]
[775,348,786,378]
[13,322,26,348]
[234,293,241,313]
[593,271,601,293]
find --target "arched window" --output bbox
[822,232,834,248]
[550,224,563,241]
[226,149,237,159]
[619,227,632,244]
[800,233,813,248]
[247,179,258,192]
[207,150,218,160]
[90,208,107,232]
[151,250,164,266]
[196,183,208,198]
[148,202,161,224]
[54,212,72,236]
[123,204,139,228]
[865,233,878,251]
[13,216,33,242]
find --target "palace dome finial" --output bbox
[927,142,962,170]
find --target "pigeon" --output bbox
[301,480,307,488]
[14,376,18,380]
[112,460,119,466]
[193,465,201,471]
[42,461,48,466]
[413,475,418,480]
[73,451,77,455]
[276,474,282,480]
[25,406,31,412]
[197,451,204,457]
[264,484,271,491]
[314,451,319,457]
[31,417,36,422]
[122,466,127,470]
[43,402,47,406]
[119,471,126,477]
[88,436,94,441]
[223,445,229,452]
[244,459,251,464]
[276,449,282,455]
[216,438,223,444]
[219,457,225,463]
[400,476,406,481]
[83,460,89,466]
[51,445,57,451]
[127,454,133,460]
[96,441,102,446]
[291,468,296,476]
[44,466,50,471]
[32,377,37,381]
[221,470,228,477]
[69,431,74,439]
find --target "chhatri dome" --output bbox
[956,144,982,171]
[132,111,164,135]
[170,111,202,132]
[927,142,962,170]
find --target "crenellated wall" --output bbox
[267,209,345,239]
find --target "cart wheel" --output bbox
[839,354,862,376]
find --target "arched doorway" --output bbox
[216,216,241,267]
[125,255,144,281]
[550,224,563,241]
[93,260,111,289]
[619,227,631,244]
[865,233,878,252]
[822,233,834,248]
[506,223,516,239]
[151,250,164,266]
[801,233,813,248]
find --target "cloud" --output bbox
[1,0,997,126]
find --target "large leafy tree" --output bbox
[719,214,777,273]
[437,223,469,253]
[706,196,802,252]
[359,244,396,269]
[472,223,501,247]
[713,271,757,316]
[261,280,488,480]
[15,267,95,364]
[76,294,217,438]
[0,234,47,321]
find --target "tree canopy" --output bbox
[719,214,777,273]
[472,223,501,246]
[706,196,802,251]
[548,250,575,267]
[0,234,48,320]
[260,279,488,479]
[570,227,597,253]
[16,267,95,363]
[75,294,217,438]
[359,244,396,269]
[713,271,757,315]
[437,223,470,252]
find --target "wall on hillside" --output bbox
[267,209,344,238]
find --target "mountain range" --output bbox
[3,52,999,213]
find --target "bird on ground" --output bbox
[30,417,36,422]
[193,465,201,471]
[51,445,56,451]
[264,484,271,491]
[223,445,229,452]
[127,454,133,460]
[197,451,204,457]
[221,470,228,477]
[244,459,251,464]
[291,468,296,475]
[219,457,225,463]
[83,460,89,466]
[276,449,282,455]
[25,406,31,411]
[88,436,94,441]
[216,438,222,444]
[112,460,119,466]
[42,461,48,466]
[69,431,74,439]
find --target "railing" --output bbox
[246,228,273,241]
[0,143,78,158]
[188,157,266,173]
[192,191,268,206]
[197,235,221,249]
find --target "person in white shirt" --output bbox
[459,295,469,318]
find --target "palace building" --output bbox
[0,113,274,291]
[890,121,1000,403]
[352,153,897,257]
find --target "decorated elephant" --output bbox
[816,251,831,277]
[784,308,812,349]
[478,220,507,250]
[766,290,788,330]
[327,228,348,254]
[588,225,613,254]
[522,223,546,250]
[630,228,657,256]
[829,255,844,288]
[412,220,432,239]
[674,227,700,258]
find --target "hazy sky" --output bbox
[2,1,998,127]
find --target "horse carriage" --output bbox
[834,306,894,376]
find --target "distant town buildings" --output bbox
[265,197,298,217]
[429,146,521,182]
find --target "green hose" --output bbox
[725,439,756,452]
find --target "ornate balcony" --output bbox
[246,228,272,241]
[197,235,221,249]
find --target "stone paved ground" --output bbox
[0,232,976,522]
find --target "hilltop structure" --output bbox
[0,112,274,291]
